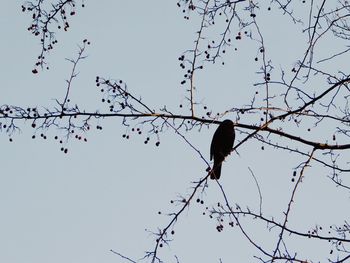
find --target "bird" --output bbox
[210,119,235,180]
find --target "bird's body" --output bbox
[210,119,235,180]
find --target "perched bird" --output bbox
[210,119,235,180]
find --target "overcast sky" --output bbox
[1,1,349,263]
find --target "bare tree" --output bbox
[3,0,350,262]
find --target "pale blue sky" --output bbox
[1,1,349,263]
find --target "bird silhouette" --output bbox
[210,119,235,180]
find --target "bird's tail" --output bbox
[210,163,222,180]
